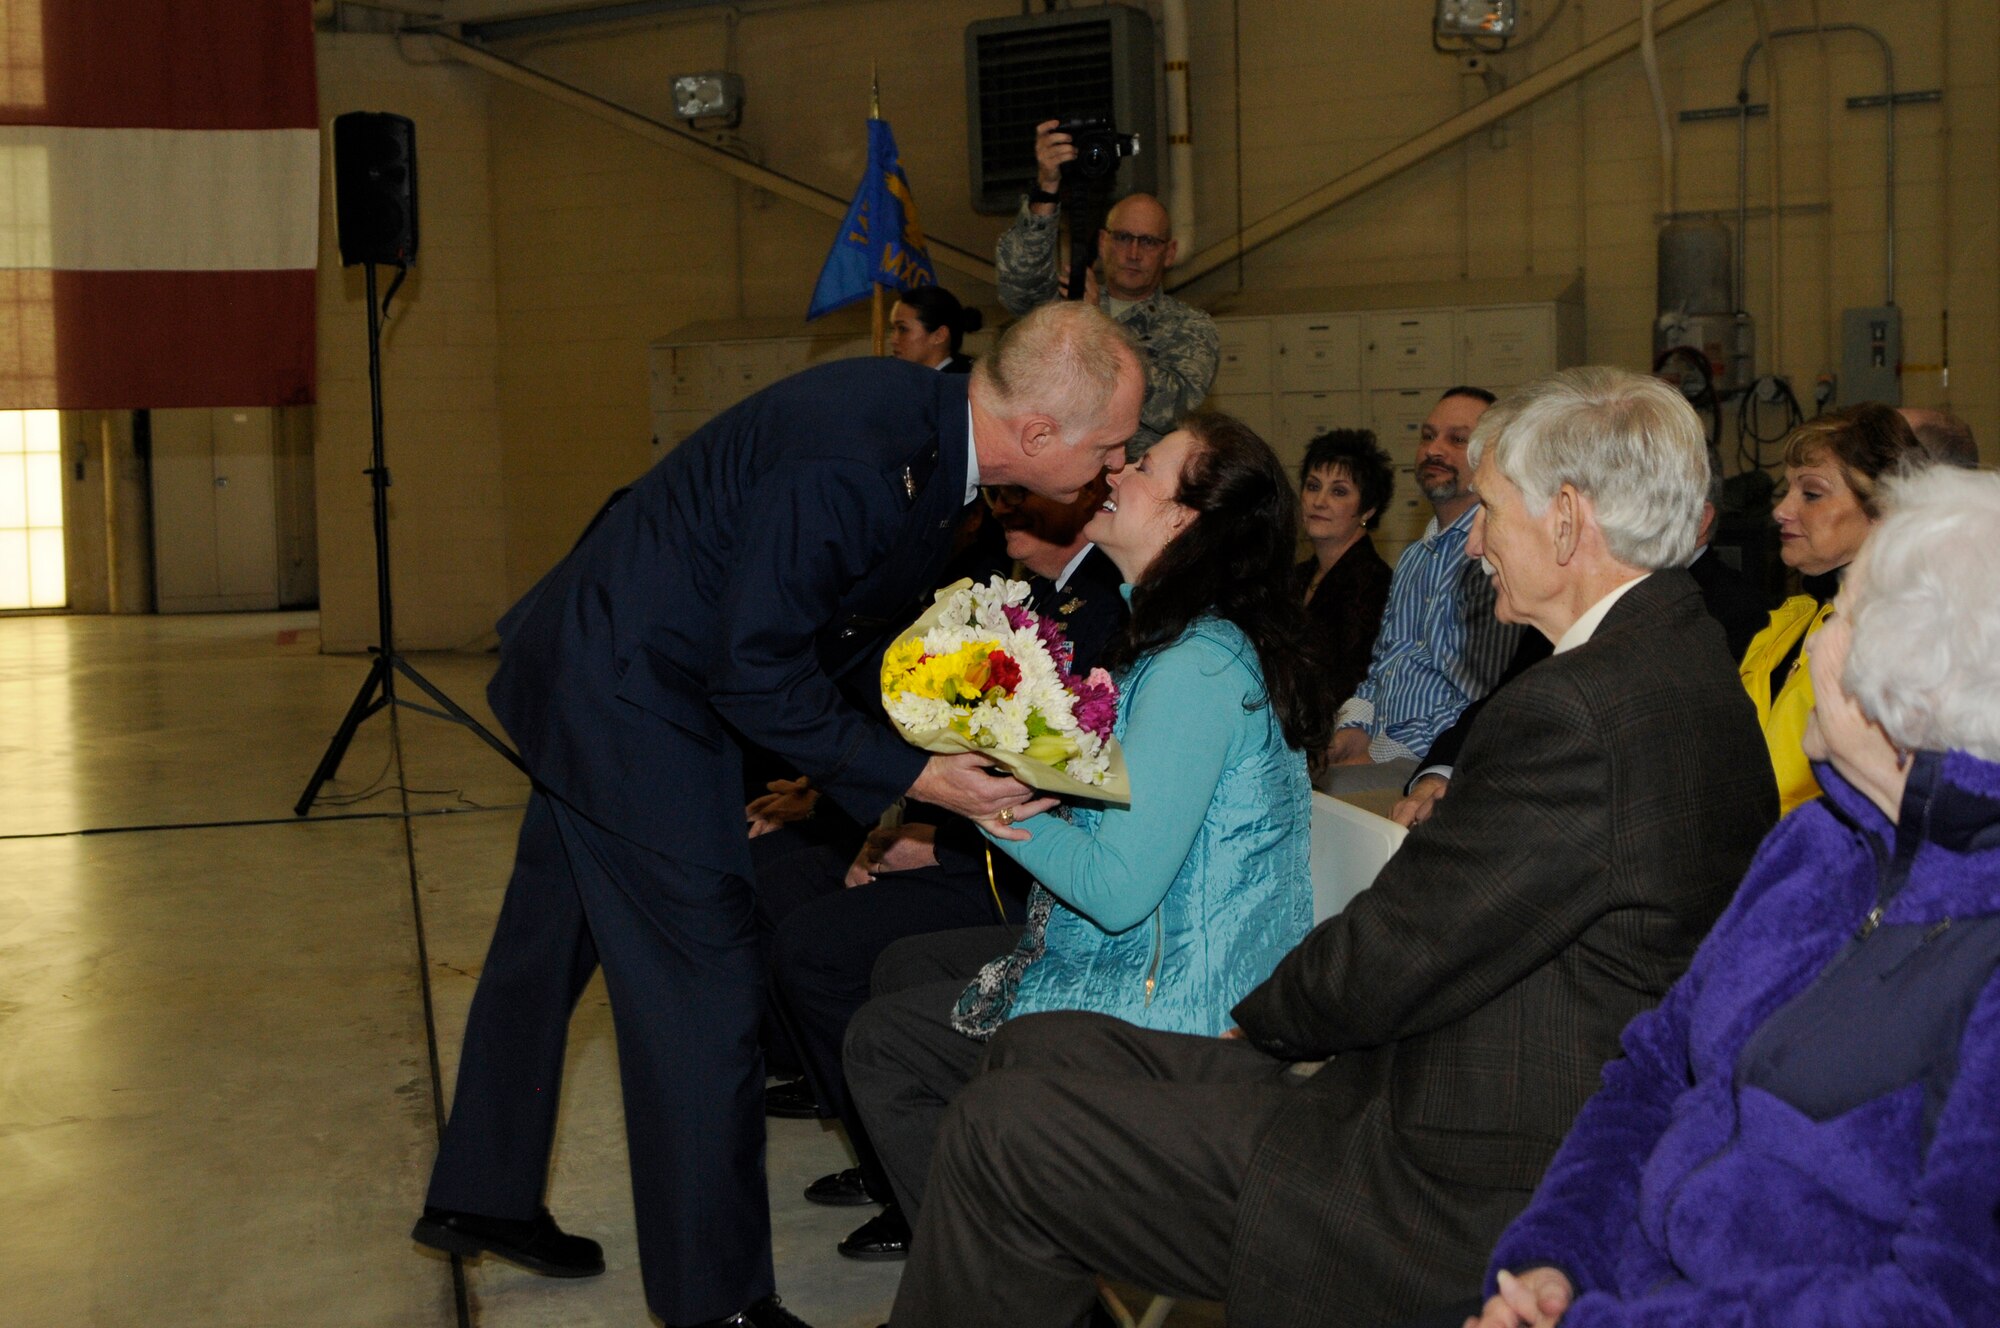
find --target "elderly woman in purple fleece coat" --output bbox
[1460,465,2000,1328]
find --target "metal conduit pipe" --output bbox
[1168,0,1731,291]
[1736,24,1898,308]
[1161,0,1195,255]
[1640,0,1676,215]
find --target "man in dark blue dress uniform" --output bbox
[411,302,1145,1328]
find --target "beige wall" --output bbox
[60,411,151,615]
[315,35,506,652]
[311,2,1999,648]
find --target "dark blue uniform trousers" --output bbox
[425,790,771,1325]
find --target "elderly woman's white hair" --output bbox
[1468,366,1708,569]
[1843,466,2000,762]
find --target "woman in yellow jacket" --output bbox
[1739,404,1927,814]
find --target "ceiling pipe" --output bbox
[1169,0,1733,292]
[457,0,733,44]
[426,35,998,285]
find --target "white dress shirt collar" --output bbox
[1554,573,1651,655]
[1054,543,1095,592]
[964,401,980,506]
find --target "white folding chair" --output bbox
[1105,794,1408,1326]
[1308,790,1408,922]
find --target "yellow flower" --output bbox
[881,637,927,693]
[902,641,1000,704]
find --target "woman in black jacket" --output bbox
[1293,428,1395,716]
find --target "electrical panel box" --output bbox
[1840,306,1902,406]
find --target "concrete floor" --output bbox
[0,611,1221,1328]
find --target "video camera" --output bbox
[1053,118,1140,301]
[1054,117,1141,184]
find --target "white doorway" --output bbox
[0,408,64,609]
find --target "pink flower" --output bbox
[1071,667,1119,741]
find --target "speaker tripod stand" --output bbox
[295,261,525,817]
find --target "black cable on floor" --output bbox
[0,802,524,843]
[387,702,475,1328]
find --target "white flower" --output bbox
[881,575,1116,787]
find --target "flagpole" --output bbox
[870,64,887,357]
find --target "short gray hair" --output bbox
[1842,466,2000,761]
[1901,408,1979,469]
[974,301,1139,441]
[1468,366,1707,569]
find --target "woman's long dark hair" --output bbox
[1102,412,1334,753]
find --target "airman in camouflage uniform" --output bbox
[997,123,1219,457]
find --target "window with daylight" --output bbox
[0,409,63,608]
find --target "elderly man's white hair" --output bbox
[1844,466,2000,762]
[1468,366,1708,570]
[975,300,1139,440]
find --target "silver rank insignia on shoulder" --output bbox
[902,466,916,500]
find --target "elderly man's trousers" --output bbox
[887,1009,1293,1328]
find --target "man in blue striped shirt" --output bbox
[1319,387,1521,793]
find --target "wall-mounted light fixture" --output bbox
[1435,0,1517,41]
[670,71,744,128]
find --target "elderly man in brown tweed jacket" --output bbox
[885,367,1781,1328]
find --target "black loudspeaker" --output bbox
[333,111,418,267]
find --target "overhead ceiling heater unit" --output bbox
[964,6,1158,215]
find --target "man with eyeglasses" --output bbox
[996,120,1220,458]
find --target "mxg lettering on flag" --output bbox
[808,117,936,320]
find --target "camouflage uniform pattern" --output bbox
[995,201,1221,456]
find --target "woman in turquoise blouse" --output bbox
[840,412,1332,1248]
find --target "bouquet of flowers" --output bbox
[881,576,1129,803]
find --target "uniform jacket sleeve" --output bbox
[706,458,930,824]
[996,202,1061,315]
[1130,302,1221,439]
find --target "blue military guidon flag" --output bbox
[807,117,937,320]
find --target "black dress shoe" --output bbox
[837,1204,910,1261]
[803,1167,879,1207]
[686,1293,816,1328]
[764,1076,819,1119]
[411,1205,605,1277]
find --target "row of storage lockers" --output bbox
[1201,305,1578,552]
[649,304,1576,543]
